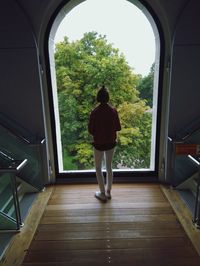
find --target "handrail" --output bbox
[187,155,200,228]
[0,210,17,222]
[0,159,27,173]
[0,159,27,231]
[168,136,172,142]
[0,120,31,144]
[0,112,42,144]
[176,117,200,141]
[168,126,200,145]
[0,150,14,161]
[188,155,200,166]
[181,127,200,141]
[168,136,184,144]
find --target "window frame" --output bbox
[44,0,165,182]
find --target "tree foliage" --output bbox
[136,63,154,108]
[55,32,153,169]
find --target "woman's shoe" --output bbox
[95,191,107,203]
[106,191,112,199]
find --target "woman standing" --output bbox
[88,86,121,202]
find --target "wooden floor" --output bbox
[23,184,200,266]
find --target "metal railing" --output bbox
[0,158,27,231]
[188,155,200,228]
[0,113,46,191]
[168,127,200,187]
[0,112,46,230]
[0,112,36,144]
[176,116,200,142]
[168,134,200,228]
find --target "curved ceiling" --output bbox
[17,0,189,45]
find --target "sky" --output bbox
[55,0,156,76]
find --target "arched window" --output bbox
[46,0,163,179]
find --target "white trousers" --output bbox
[94,147,115,193]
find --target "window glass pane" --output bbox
[49,0,160,173]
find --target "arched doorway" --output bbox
[46,0,164,180]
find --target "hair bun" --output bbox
[97,85,109,103]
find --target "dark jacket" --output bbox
[88,103,121,150]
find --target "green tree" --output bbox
[55,32,152,169]
[136,63,154,108]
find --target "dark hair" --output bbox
[96,85,109,103]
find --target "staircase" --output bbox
[0,113,47,232]
[168,118,200,228]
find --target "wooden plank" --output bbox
[46,201,171,211]
[37,220,181,231]
[52,183,162,190]
[40,213,177,224]
[23,246,199,263]
[51,187,164,194]
[48,196,166,205]
[33,229,185,241]
[53,187,163,194]
[43,207,174,218]
[51,189,164,196]
[29,237,192,251]
[22,258,200,266]
[53,183,161,189]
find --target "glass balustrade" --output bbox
[0,153,27,231]
[0,124,44,191]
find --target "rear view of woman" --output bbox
[88,86,121,202]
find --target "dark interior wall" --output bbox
[164,0,200,184]
[18,0,64,44]
[0,0,45,138]
[168,0,200,138]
